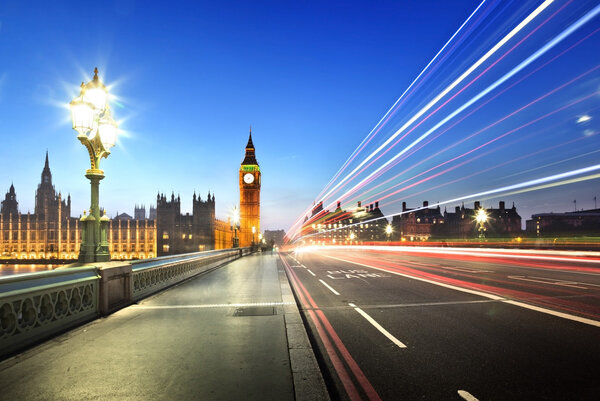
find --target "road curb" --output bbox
[277,255,331,401]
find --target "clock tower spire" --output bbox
[239,127,261,247]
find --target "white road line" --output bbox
[458,390,479,401]
[528,275,600,288]
[132,302,295,310]
[322,254,600,328]
[319,279,340,295]
[508,275,587,289]
[503,300,600,327]
[290,265,303,268]
[307,269,316,276]
[349,303,407,348]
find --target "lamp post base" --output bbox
[78,170,111,264]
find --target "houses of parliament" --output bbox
[0,133,261,261]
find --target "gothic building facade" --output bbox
[392,200,522,240]
[1,152,80,259]
[0,153,156,260]
[155,190,233,256]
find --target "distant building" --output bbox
[156,191,233,256]
[109,213,156,260]
[264,230,285,245]
[392,201,444,241]
[526,209,600,237]
[389,200,522,241]
[441,201,521,239]
[301,201,389,244]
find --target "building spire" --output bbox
[44,150,49,170]
[246,126,254,149]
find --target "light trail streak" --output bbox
[326,6,600,216]
[316,0,556,206]
[377,134,588,209]
[315,0,489,202]
[287,3,600,244]
[501,149,600,181]
[343,68,599,207]
[374,89,599,203]
[335,0,572,200]
[288,1,554,238]
[334,25,600,216]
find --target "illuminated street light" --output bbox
[232,206,240,248]
[385,224,393,242]
[475,208,488,240]
[252,226,256,245]
[349,232,355,241]
[70,67,118,263]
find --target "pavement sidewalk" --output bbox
[0,253,328,401]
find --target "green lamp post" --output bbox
[70,67,118,263]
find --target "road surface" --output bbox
[280,246,600,401]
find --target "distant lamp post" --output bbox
[475,208,488,240]
[232,206,240,248]
[385,224,393,242]
[70,67,118,263]
[252,226,256,245]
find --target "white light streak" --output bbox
[318,0,555,205]
[332,4,600,213]
[316,0,488,201]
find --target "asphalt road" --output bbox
[280,246,600,401]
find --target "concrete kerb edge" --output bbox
[277,254,330,401]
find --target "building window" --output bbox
[162,232,169,240]
[163,244,170,252]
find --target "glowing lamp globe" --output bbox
[83,68,108,111]
[70,96,95,135]
[476,209,488,224]
[98,111,118,150]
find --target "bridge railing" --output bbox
[0,266,99,359]
[0,247,251,359]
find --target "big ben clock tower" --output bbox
[239,128,261,247]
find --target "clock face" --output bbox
[243,173,254,184]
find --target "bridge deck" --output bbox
[0,254,301,401]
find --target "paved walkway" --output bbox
[0,253,327,401]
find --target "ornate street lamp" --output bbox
[232,206,240,248]
[385,224,393,242]
[252,226,256,246]
[475,208,488,240]
[70,67,118,263]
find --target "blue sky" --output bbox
[1,1,598,231]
